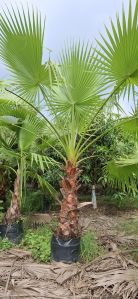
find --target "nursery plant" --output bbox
[0,95,58,242]
[0,1,138,260]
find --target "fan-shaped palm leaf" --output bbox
[97,0,138,100]
[45,43,103,132]
[0,97,34,120]
[106,113,138,192]
[107,150,138,192]
[119,112,138,140]
[0,6,52,101]
[19,114,46,151]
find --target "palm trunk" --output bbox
[4,171,21,224]
[57,161,81,239]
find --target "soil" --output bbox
[0,207,138,299]
[79,206,138,250]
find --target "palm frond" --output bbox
[31,152,58,172]
[19,114,45,151]
[0,6,49,101]
[0,96,34,120]
[36,174,59,200]
[97,0,138,100]
[119,112,138,140]
[44,42,104,133]
[106,150,138,193]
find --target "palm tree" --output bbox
[0,94,58,223]
[0,1,138,238]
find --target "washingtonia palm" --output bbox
[0,1,138,237]
[0,94,58,223]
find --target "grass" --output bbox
[81,230,104,262]
[117,219,138,262]
[117,219,138,235]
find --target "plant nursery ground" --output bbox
[0,206,138,299]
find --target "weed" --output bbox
[81,230,103,262]
[22,225,52,262]
[0,238,13,250]
[102,193,138,210]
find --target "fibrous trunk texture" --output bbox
[57,161,81,239]
[4,171,21,224]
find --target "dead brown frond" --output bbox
[89,269,138,299]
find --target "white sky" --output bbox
[1,0,135,56]
[0,0,136,113]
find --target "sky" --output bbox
[0,0,135,57]
[0,0,136,113]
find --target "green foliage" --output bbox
[106,113,138,194]
[106,151,138,194]
[0,7,47,102]
[0,200,4,222]
[111,192,135,209]
[81,231,103,262]
[22,225,52,262]
[21,191,44,214]
[102,192,138,210]
[0,238,13,250]
[0,1,138,232]
[21,189,56,214]
[80,115,135,190]
[97,0,138,100]
[0,97,59,213]
[0,200,3,212]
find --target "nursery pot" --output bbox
[51,234,80,263]
[0,221,23,244]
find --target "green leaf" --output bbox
[19,114,45,151]
[0,6,48,101]
[97,0,138,99]
[107,151,138,193]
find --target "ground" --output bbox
[0,207,138,299]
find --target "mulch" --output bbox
[0,209,138,298]
[0,248,138,299]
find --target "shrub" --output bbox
[21,191,44,214]
[103,192,138,210]
[22,225,52,262]
[0,238,13,250]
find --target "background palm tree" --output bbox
[0,93,58,223]
[0,1,138,237]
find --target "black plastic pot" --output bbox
[0,221,23,244]
[51,234,80,263]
